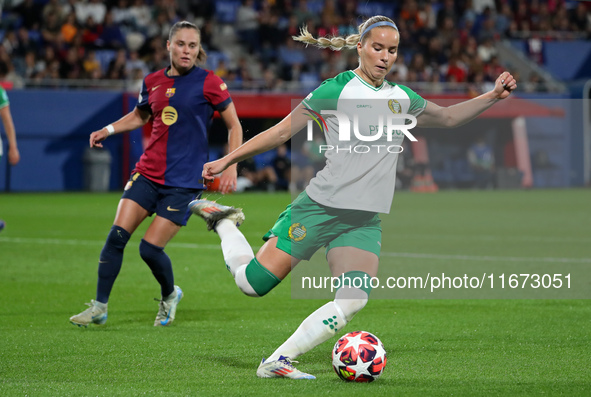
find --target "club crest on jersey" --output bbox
[162,106,178,125]
[288,223,307,242]
[388,99,401,114]
[165,88,176,98]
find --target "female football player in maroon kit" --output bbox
[70,21,243,327]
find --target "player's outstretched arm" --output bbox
[216,102,243,193]
[89,107,151,148]
[203,104,309,181]
[417,71,517,129]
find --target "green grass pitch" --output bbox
[0,190,589,396]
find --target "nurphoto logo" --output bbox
[304,106,418,154]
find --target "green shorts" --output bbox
[263,191,382,260]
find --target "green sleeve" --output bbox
[398,85,426,117]
[301,72,351,113]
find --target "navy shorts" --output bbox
[122,172,202,226]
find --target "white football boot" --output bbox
[256,356,316,379]
[188,199,245,231]
[154,285,183,326]
[70,300,108,327]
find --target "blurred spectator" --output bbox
[438,16,457,47]
[278,37,306,79]
[60,47,83,79]
[409,53,432,82]
[527,35,544,64]
[75,0,107,26]
[125,51,149,77]
[15,0,43,30]
[106,49,127,80]
[259,1,282,49]
[272,144,291,190]
[15,27,39,58]
[261,67,285,92]
[129,0,152,35]
[236,156,278,192]
[294,0,319,26]
[319,52,345,81]
[236,0,260,53]
[143,37,168,72]
[112,0,136,29]
[126,67,144,92]
[478,15,497,41]
[425,36,447,67]
[43,0,69,22]
[467,137,495,189]
[477,38,496,63]
[41,11,63,47]
[572,2,591,33]
[524,72,548,93]
[471,0,495,14]
[445,56,467,83]
[390,55,408,82]
[199,20,218,52]
[61,12,79,44]
[81,16,103,48]
[2,30,20,56]
[437,0,458,28]
[82,49,101,78]
[495,3,513,35]
[483,55,504,81]
[100,11,127,49]
[215,59,229,78]
[396,141,415,190]
[21,51,44,79]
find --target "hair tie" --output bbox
[360,21,398,41]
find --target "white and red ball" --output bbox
[332,330,387,382]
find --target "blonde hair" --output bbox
[292,15,397,51]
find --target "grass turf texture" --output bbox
[0,190,589,396]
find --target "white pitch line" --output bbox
[383,233,591,244]
[380,251,591,264]
[2,236,590,264]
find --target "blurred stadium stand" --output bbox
[0,0,589,192]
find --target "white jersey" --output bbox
[301,71,426,214]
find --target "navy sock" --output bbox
[96,226,131,303]
[139,239,174,297]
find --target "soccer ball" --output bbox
[332,330,387,382]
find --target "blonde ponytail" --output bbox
[292,25,360,51]
[292,16,397,51]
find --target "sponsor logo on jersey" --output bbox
[165,88,176,98]
[288,223,307,242]
[219,83,227,91]
[303,106,328,134]
[388,99,401,114]
[162,106,178,125]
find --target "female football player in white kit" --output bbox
[190,15,517,379]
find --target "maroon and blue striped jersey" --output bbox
[133,66,232,188]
